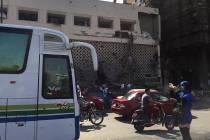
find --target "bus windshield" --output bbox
[0,27,32,73]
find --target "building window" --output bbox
[120,21,135,31]
[18,10,38,21]
[98,17,113,29]
[74,16,90,27]
[0,7,8,19]
[42,55,73,99]
[138,13,159,39]
[47,13,65,25]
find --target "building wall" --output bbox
[71,39,158,85]
[3,0,159,44]
[146,0,210,89]
[1,0,161,86]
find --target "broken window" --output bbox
[74,16,90,27]
[120,20,135,31]
[138,12,159,39]
[18,10,38,21]
[98,17,113,29]
[47,13,65,25]
[0,7,8,19]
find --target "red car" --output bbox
[111,89,177,117]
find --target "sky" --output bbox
[100,0,123,3]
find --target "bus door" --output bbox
[37,54,75,140]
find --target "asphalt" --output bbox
[80,97,210,140]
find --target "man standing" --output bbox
[100,85,110,109]
[179,81,194,140]
[141,88,152,121]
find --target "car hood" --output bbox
[116,96,123,99]
[113,98,129,103]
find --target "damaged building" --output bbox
[1,0,161,87]
[146,0,210,90]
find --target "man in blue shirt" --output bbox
[179,81,193,140]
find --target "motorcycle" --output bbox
[78,87,105,111]
[131,103,175,132]
[84,95,105,111]
[79,97,104,125]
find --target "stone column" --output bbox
[199,48,208,89]
[39,9,47,24]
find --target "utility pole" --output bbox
[1,0,3,23]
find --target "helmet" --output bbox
[180,81,189,87]
[180,81,191,91]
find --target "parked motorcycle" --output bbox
[131,103,175,132]
[79,97,104,125]
[171,99,182,127]
[84,95,105,111]
[78,87,105,111]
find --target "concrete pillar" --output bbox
[158,14,161,40]
[199,48,208,89]
[7,4,16,23]
[135,20,141,34]
[66,13,73,26]
[39,9,47,24]
[157,44,162,85]
[114,18,120,31]
[91,15,97,29]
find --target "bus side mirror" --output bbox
[67,42,98,71]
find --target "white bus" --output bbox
[0,24,98,140]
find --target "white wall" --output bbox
[3,0,159,45]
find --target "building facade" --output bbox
[146,0,210,90]
[145,0,162,8]
[1,0,161,87]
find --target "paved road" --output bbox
[80,109,210,140]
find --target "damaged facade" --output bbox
[1,0,161,87]
[146,0,210,90]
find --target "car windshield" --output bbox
[123,92,137,100]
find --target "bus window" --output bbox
[44,33,63,42]
[0,27,32,73]
[42,54,73,99]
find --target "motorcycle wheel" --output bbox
[134,124,144,132]
[165,117,175,131]
[89,110,104,125]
